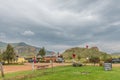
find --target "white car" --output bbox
[56,58,64,63]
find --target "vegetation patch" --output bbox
[1,65,120,80]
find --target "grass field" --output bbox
[1,65,120,80]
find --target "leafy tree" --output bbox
[119,57,120,59]
[2,44,16,64]
[89,56,100,66]
[0,50,2,62]
[77,55,81,61]
[100,53,112,62]
[37,47,46,58]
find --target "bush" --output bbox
[99,61,104,66]
[72,62,82,67]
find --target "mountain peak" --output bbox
[18,42,28,46]
[0,41,6,44]
[0,41,7,48]
[0,41,54,57]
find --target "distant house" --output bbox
[44,56,57,62]
[17,57,26,63]
[43,54,64,63]
[24,52,59,63]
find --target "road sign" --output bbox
[86,45,88,48]
[72,54,76,58]
[104,63,112,71]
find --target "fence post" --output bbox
[0,63,4,77]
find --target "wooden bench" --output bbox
[35,65,49,70]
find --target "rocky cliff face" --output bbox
[0,42,52,57]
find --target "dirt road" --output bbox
[3,63,71,73]
[3,63,120,73]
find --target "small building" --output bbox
[44,56,57,62]
[17,57,26,63]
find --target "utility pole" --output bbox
[51,52,54,72]
[0,63,4,77]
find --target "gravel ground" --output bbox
[3,63,71,73]
[3,63,120,73]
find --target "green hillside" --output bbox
[111,53,120,58]
[0,41,7,49]
[63,47,111,60]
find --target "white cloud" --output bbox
[0,33,6,40]
[79,41,120,54]
[22,30,35,36]
[45,44,75,53]
[0,0,120,53]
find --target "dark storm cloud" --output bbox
[0,0,120,53]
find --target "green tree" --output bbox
[100,53,112,62]
[2,44,16,64]
[0,50,2,62]
[77,55,81,61]
[89,56,100,66]
[37,47,46,58]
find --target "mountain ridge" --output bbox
[0,41,53,57]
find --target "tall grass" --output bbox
[1,66,120,80]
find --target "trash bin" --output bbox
[104,63,112,71]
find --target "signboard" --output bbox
[86,45,88,48]
[72,54,76,58]
[104,63,112,71]
[33,56,36,63]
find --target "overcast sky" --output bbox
[0,0,120,53]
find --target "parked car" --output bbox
[28,59,38,63]
[56,57,64,63]
[0,62,5,65]
[112,58,120,63]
